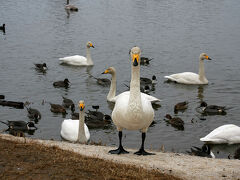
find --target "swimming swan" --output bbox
[60,100,90,143]
[109,46,155,155]
[59,41,94,66]
[200,124,240,144]
[164,53,212,84]
[102,67,160,103]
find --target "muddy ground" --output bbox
[0,137,180,180]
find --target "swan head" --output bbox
[79,100,85,111]
[102,67,116,75]
[86,41,95,48]
[200,53,212,61]
[130,46,141,67]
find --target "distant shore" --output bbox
[1,134,240,180]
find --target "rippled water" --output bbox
[1,0,240,158]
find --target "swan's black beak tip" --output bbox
[133,59,138,66]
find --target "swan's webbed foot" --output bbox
[109,145,129,155]
[134,148,155,156]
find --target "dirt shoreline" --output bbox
[1,134,240,180]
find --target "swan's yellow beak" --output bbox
[102,69,109,74]
[79,102,85,111]
[205,55,212,60]
[132,54,139,66]
[89,43,95,48]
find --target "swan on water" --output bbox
[164,53,212,84]
[59,41,94,66]
[60,100,90,143]
[109,46,155,155]
[200,124,240,144]
[102,67,160,103]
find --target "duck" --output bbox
[0,120,37,132]
[200,124,240,144]
[164,53,212,84]
[65,0,78,11]
[9,129,25,137]
[53,78,70,88]
[59,41,94,66]
[25,106,41,121]
[62,96,75,112]
[109,46,155,155]
[199,101,226,115]
[0,24,5,33]
[187,145,214,158]
[165,114,184,130]
[140,75,157,85]
[102,67,160,103]
[34,63,47,72]
[0,95,4,99]
[50,103,67,114]
[174,101,188,113]
[140,57,153,65]
[90,74,111,87]
[60,100,90,143]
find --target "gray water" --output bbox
[1,0,240,158]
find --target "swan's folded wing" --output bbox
[59,55,87,65]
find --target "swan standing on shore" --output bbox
[164,53,212,84]
[59,41,94,66]
[60,100,90,143]
[109,47,155,155]
[200,124,240,144]
[102,67,160,103]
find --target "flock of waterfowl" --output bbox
[1,1,240,159]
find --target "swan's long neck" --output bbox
[86,47,93,65]
[78,110,87,143]
[198,59,206,81]
[107,71,116,101]
[129,65,142,109]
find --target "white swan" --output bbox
[200,124,240,144]
[65,0,78,11]
[59,41,94,66]
[60,100,90,143]
[109,46,155,155]
[102,67,160,103]
[164,53,212,84]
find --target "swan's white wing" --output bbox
[110,91,160,103]
[164,72,205,84]
[60,119,90,142]
[200,124,240,144]
[59,55,88,66]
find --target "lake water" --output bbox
[1,0,240,158]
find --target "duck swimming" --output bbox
[25,106,41,121]
[65,0,78,11]
[102,67,160,103]
[59,41,94,66]
[34,63,47,72]
[50,103,67,114]
[109,46,155,155]
[198,101,226,115]
[164,53,212,84]
[0,24,5,33]
[61,100,90,143]
[140,57,153,65]
[53,78,70,88]
[62,96,75,112]
[90,74,111,87]
[0,120,37,132]
[165,114,184,130]
[140,75,157,85]
[174,101,188,114]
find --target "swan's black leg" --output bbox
[109,131,129,154]
[134,132,155,156]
